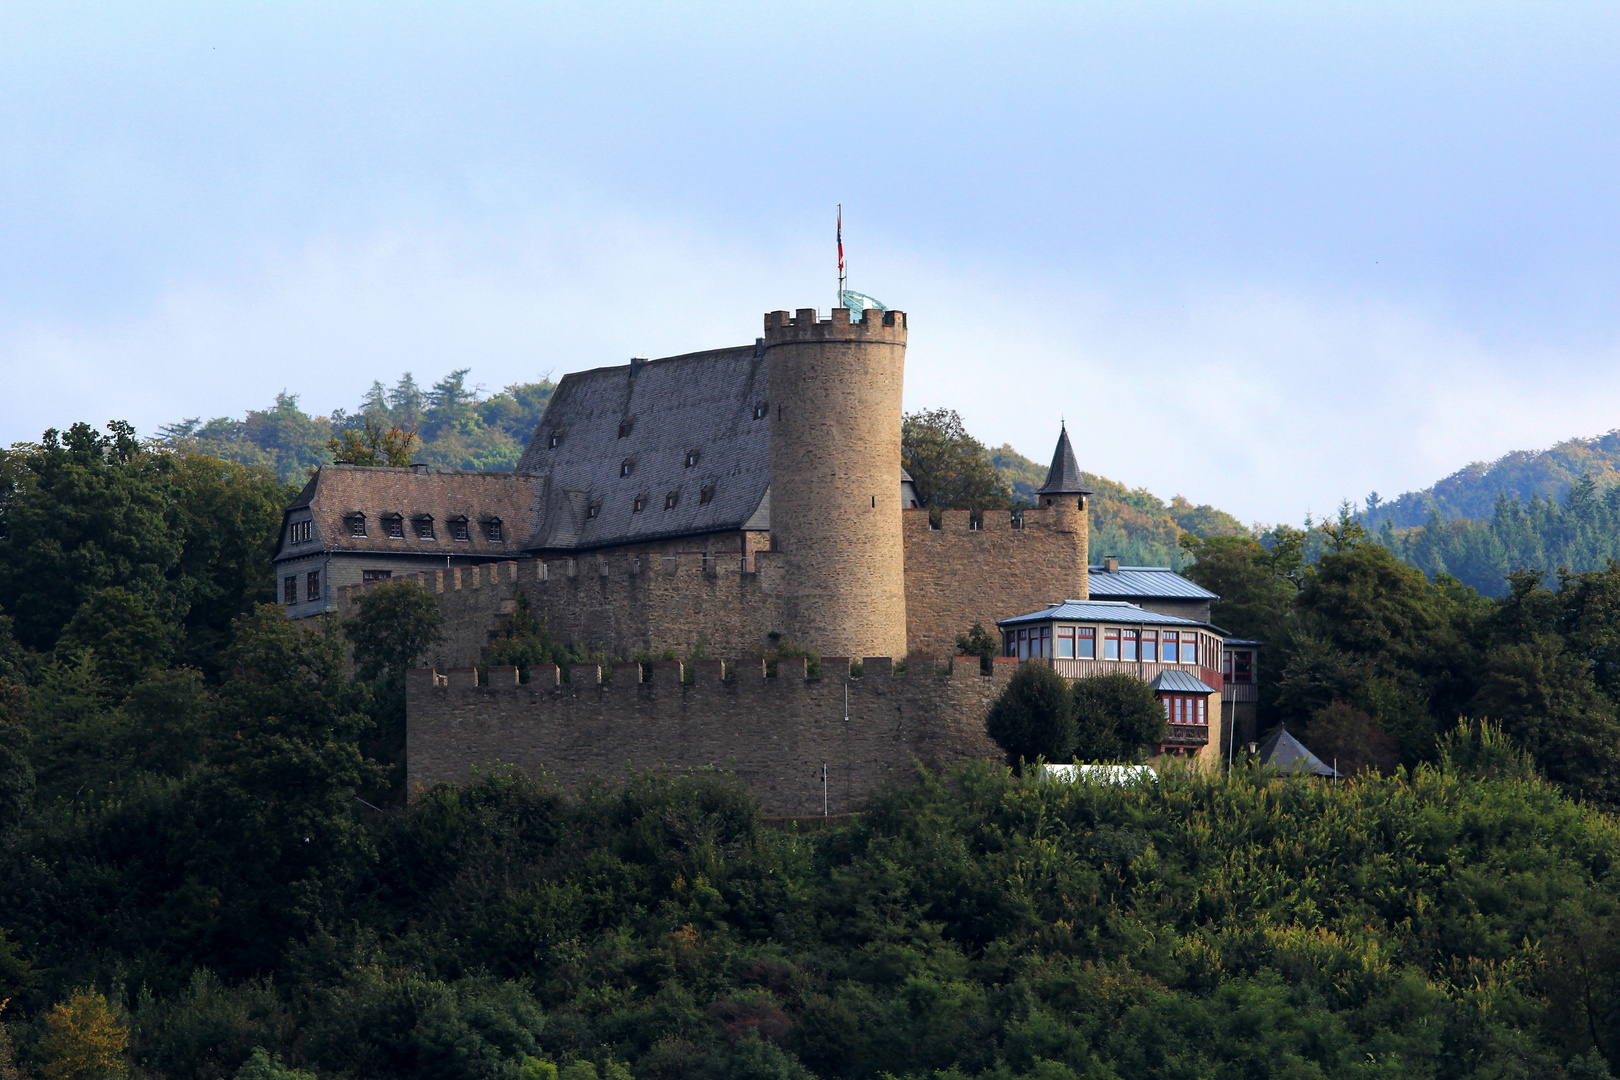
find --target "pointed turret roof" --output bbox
[1037,425,1092,496]
[1257,729,1340,778]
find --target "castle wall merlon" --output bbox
[763,307,907,345]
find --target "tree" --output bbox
[1178,535,1294,643]
[233,1047,316,1080]
[38,989,129,1080]
[1303,702,1399,775]
[901,409,1011,524]
[55,587,172,690]
[0,681,31,843]
[985,662,1075,770]
[345,581,445,683]
[1070,674,1166,763]
[327,420,418,469]
[954,623,998,675]
[0,423,181,652]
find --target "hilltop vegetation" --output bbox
[1365,429,1620,529]
[159,372,557,482]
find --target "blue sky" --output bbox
[2,2,1617,524]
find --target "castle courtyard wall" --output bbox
[406,655,1011,815]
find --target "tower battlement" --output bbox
[763,307,907,345]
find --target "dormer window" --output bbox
[664,491,679,510]
[586,502,600,519]
[383,514,404,539]
[684,450,699,468]
[633,495,645,513]
[346,514,367,538]
[448,516,470,542]
[618,419,634,438]
[699,484,715,505]
[753,402,768,420]
[620,459,633,477]
[290,520,313,544]
[548,432,562,449]
[482,518,503,542]
[413,515,435,540]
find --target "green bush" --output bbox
[985,662,1075,770]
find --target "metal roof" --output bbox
[997,600,1211,629]
[1258,729,1339,778]
[1149,670,1218,693]
[1037,425,1092,495]
[1086,566,1218,600]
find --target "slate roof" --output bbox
[274,465,542,563]
[1086,566,1219,601]
[1037,426,1092,495]
[1149,670,1218,693]
[1257,729,1339,778]
[997,600,1214,629]
[516,345,772,551]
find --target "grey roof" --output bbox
[1258,729,1339,778]
[1087,566,1219,601]
[1037,426,1092,495]
[516,345,772,551]
[1149,670,1218,693]
[1223,638,1266,647]
[997,600,1212,629]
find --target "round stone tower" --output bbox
[764,306,908,659]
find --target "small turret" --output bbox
[1036,424,1091,597]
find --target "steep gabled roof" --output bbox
[274,465,542,562]
[516,345,772,551]
[1037,425,1092,496]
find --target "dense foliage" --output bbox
[985,669,1166,769]
[158,372,557,481]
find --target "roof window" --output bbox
[699,484,715,505]
[482,518,503,542]
[586,502,600,519]
[345,513,367,538]
[383,514,404,539]
[633,495,645,513]
[620,459,633,477]
[753,401,768,420]
[618,419,635,438]
[664,491,679,510]
[685,450,699,468]
[413,515,435,540]
[290,519,313,544]
[548,432,562,449]
[448,516,470,542]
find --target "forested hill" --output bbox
[990,444,1248,568]
[1365,429,1620,528]
[157,371,557,481]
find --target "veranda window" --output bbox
[1141,631,1158,663]
[1163,632,1179,663]
[1057,627,1074,659]
[1076,627,1096,659]
[1121,630,1138,662]
[1184,635,1199,665]
[1104,629,1119,660]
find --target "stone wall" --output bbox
[335,501,1095,670]
[405,654,1012,815]
[901,505,1089,657]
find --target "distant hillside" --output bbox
[156,371,556,482]
[1365,429,1620,528]
[990,443,1249,569]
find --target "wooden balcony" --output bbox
[1161,722,1209,748]
[1050,657,1222,689]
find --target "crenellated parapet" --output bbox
[406,653,1008,815]
[763,306,906,345]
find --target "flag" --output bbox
[837,208,844,276]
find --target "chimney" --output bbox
[1103,556,1119,574]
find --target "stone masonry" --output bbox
[405,654,1012,815]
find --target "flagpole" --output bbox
[837,203,845,307]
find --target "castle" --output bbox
[276,306,1238,812]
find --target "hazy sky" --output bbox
[3,2,1617,524]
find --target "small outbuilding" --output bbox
[1256,729,1340,778]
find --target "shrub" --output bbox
[985,662,1075,770]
